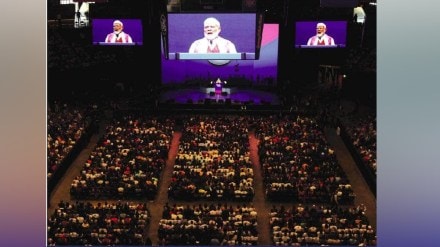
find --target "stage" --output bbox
[159,87,281,110]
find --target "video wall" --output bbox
[167,13,257,60]
[295,20,347,48]
[92,18,143,45]
[161,23,279,85]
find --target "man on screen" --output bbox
[105,20,133,43]
[188,17,237,53]
[307,22,335,46]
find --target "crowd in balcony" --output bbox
[47,100,97,187]
[256,115,356,204]
[48,29,119,71]
[341,113,377,176]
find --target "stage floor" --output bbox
[160,87,281,106]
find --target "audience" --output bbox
[47,111,375,246]
[341,113,377,176]
[70,114,174,200]
[168,115,255,202]
[47,200,150,245]
[47,100,96,183]
[158,202,258,245]
[345,47,376,73]
[48,29,118,71]
[269,204,376,246]
[256,115,356,204]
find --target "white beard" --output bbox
[205,32,219,40]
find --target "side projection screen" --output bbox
[92,18,143,46]
[167,13,257,60]
[295,20,347,48]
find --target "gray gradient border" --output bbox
[379,0,440,246]
[1,0,440,246]
[0,0,47,246]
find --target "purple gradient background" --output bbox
[167,13,256,54]
[92,18,143,45]
[295,20,347,47]
[162,23,279,85]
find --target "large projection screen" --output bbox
[167,13,257,60]
[161,23,279,86]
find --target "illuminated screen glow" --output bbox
[167,13,257,60]
[161,23,279,85]
[295,20,347,48]
[92,18,143,46]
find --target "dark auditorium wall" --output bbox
[48,0,376,105]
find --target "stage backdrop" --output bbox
[161,23,279,86]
